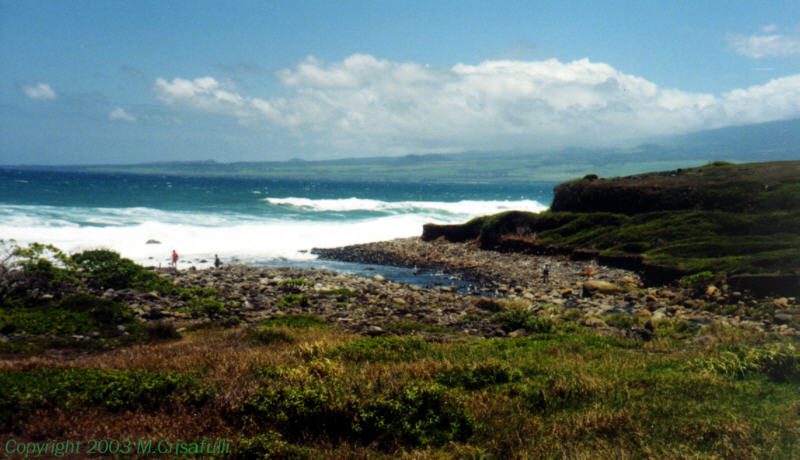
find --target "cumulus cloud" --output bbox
[109,107,136,122]
[22,82,57,100]
[153,54,800,155]
[727,26,800,58]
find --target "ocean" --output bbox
[0,168,553,272]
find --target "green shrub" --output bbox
[58,292,134,326]
[603,313,636,329]
[0,293,137,337]
[145,322,181,340]
[494,310,554,333]
[231,432,309,460]
[278,278,315,293]
[70,249,180,294]
[517,370,600,413]
[240,380,473,448]
[698,343,800,382]
[436,362,522,390]
[71,250,142,290]
[191,296,227,316]
[680,271,716,291]
[0,367,210,430]
[318,288,358,299]
[276,294,311,309]
[356,382,475,447]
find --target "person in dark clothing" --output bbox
[542,263,550,282]
[214,254,222,269]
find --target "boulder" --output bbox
[582,280,623,296]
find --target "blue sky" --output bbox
[1,0,799,164]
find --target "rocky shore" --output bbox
[313,237,799,337]
[91,237,800,340]
[4,237,796,352]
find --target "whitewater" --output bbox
[0,169,553,268]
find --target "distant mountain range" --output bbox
[4,118,799,184]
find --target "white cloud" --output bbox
[727,29,800,58]
[153,55,800,155]
[22,82,57,100]
[109,107,136,122]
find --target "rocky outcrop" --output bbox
[550,161,800,214]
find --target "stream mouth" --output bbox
[255,258,482,295]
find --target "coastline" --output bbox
[12,235,798,357]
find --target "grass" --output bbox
[1,322,798,458]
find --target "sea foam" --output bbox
[1,198,547,267]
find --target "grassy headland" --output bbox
[423,161,800,296]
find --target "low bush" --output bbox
[240,380,473,448]
[0,293,138,338]
[145,322,181,340]
[516,370,601,413]
[191,296,227,316]
[231,432,309,460]
[697,343,800,382]
[278,278,315,293]
[318,288,358,299]
[436,362,522,390]
[0,367,210,430]
[276,294,311,309]
[494,309,554,333]
[602,313,637,330]
[330,336,434,363]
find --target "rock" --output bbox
[582,280,623,296]
[704,285,720,298]
[651,310,667,321]
[146,239,161,244]
[508,328,527,338]
[560,288,573,297]
[583,317,608,328]
[373,275,385,282]
[633,310,652,319]
[774,313,793,324]
[366,325,384,336]
[774,297,790,309]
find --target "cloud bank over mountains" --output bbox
[153,54,800,155]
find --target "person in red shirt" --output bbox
[171,250,179,268]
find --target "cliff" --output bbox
[423,161,800,295]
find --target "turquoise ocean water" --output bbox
[0,169,554,272]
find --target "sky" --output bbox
[1,0,800,165]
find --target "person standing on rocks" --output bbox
[214,254,222,269]
[171,249,179,268]
[542,263,550,283]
